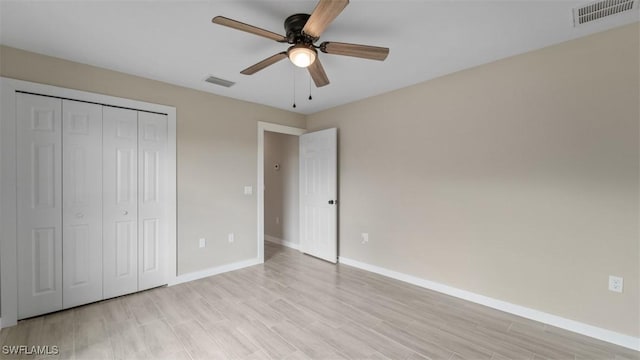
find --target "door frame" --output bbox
[0,77,177,328]
[256,121,306,263]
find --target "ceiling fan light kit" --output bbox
[288,44,317,68]
[212,0,389,89]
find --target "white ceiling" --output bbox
[1,0,638,114]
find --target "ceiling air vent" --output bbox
[205,76,235,88]
[573,0,637,26]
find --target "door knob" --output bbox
[123,210,128,215]
[328,200,335,205]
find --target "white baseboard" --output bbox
[339,257,640,352]
[169,258,261,286]
[265,235,300,251]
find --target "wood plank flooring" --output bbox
[1,242,638,360]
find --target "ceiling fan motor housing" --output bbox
[285,13,314,44]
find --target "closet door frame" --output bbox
[0,77,177,328]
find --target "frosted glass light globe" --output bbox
[288,46,317,68]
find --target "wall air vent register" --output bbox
[573,0,637,26]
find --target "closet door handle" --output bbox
[123,210,129,215]
[75,212,84,218]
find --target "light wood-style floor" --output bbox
[1,242,638,360]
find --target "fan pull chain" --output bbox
[308,76,313,101]
[292,68,297,109]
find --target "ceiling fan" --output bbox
[212,0,389,88]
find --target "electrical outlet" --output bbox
[244,186,253,195]
[361,233,369,244]
[608,276,623,293]
[228,233,235,243]
[198,238,206,248]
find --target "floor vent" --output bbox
[205,76,235,88]
[573,0,637,25]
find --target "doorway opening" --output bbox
[264,131,300,260]
[257,122,338,264]
[257,122,305,263]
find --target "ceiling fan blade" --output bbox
[308,58,330,87]
[320,41,389,61]
[302,0,349,39]
[212,16,286,42]
[241,52,288,75]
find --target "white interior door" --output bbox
[299,128,337,263]
[138,111,168,291]
[103,106,138,298]
[62,100,103,308]
[16,93,63,319]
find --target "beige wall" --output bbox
[307,24,640,337]
[264,131,299,244]
[0,45,306,276]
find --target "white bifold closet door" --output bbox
[103,107,139,298]
[103,108,168,298]
[16,93,169,318]
[62,100,103,308]
[17,93,63,319]
[138,112,168,291]
[17,95,105,317]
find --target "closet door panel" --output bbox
[103,107,138,298]
[138,112,168,291]
[62,100,103,308]
[17,93,63,319]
